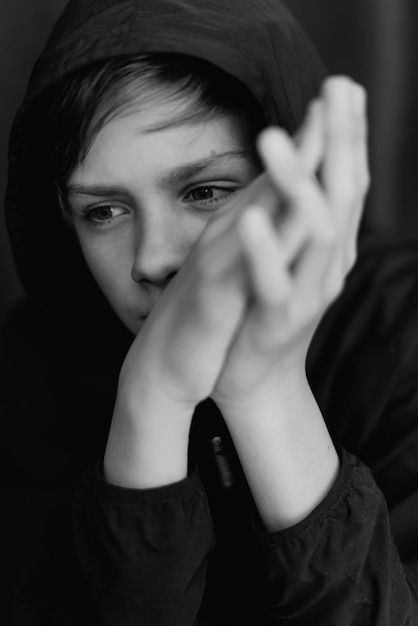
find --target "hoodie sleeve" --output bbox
[4,459,214,626]
[251,447,418,625]
[71,465,214,625]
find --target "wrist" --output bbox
[104,389,194,489]
[217,358,309,425]
[216,371,339,532]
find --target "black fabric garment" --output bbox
[1,0,418,624]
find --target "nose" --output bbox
[130,208,191,287]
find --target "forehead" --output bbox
[68,96,252,187]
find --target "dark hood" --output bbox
[5,0,326,361]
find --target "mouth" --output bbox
[129,314,149,336]
[138,307,154,324]
[135,293,163,324]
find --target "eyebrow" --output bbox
[66,150,254,197]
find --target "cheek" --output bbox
[174,211,213,252]
[77,233,133,301]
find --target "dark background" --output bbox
[1,0,416,326]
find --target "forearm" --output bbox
[104,390,193,489]
[220,368,339,532]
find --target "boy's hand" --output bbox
[213,77,369,415]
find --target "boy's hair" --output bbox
[24,53,265,192]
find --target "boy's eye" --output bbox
[188,187,216,201]
[84,205,127,225]
[183,185,238,208]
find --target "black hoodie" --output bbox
[2,1,418,624]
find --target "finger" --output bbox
[237,205,291,310]
[321,77,358,222]
[290,233,342,330]
[295,98,325,175]
[271,101,328,269]
[257,128,335,272]
[321,78,368,282]
[257,127,334,247]
[238,206,339,350]
[348,83,370,193]
[346,84,369,270]
[207,172,280,240]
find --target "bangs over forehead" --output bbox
[24,54,265,189]
[83,57,218,148]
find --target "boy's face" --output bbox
[66,95,260,334]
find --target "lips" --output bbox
[133,289,165,324]
[138,291,165,321]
